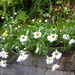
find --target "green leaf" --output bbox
[0,0,9,6]
[0,10,2,16]
[49,3,53,15]
[43,13,50,17]
[72,12,75,19]
[56,1,62,4]
[57,20,65,28]
[17,10,28,23]
[20,0,24,8]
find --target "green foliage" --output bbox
[0,13,75,55]
[49,3,53,15]
[57,20,65,28]
[0,0,75,56]
[72,12,75,19]
[0,10,2,16]
[0,0,9,6]
[17,10,29,23]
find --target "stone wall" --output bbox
[0,53,75,75]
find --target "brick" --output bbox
[13,64,37,75]
[45,70,74,75]
[0,68,5,75]
[0,66,16,75]
[0,53,75,75]
[36,67,46,75]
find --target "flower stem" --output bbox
[7,55,17,63]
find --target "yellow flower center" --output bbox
[24,53,26,55]
[3,53,5,55]
[48,58,50,61]
[22,36,25,39]
[36,33,39,36]
[52,35,55,38]
[66,35,68,38]
[55,52,58,56]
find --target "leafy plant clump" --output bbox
[0,12,75,55]
[0,12,75,70]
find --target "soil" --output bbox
[62,49,75,57]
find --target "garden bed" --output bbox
[0,0,75,75]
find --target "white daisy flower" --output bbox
[15,20,17,21]
[39,30,41,31]
[17,50,28,62]
[52,64,60,71]
[35,47,39,53]
[27,31,29,33]
[15,27,17,30]
[45,20,47,22]
[0,50,8,58]
[18,26,20,28]
[46,56,54,64]
[19,35,28,42]
[64,7,67,10]
[52,50,62,59]
[14,12,17,15]
[47,34,58,42]
[20,50,26,54]
[9,25,12,28]
[22,42,24,45]
[20,50,25,53]
[63,34,70,40]
[33,32,42,39]
[39,20,41,22]
[11,17,13,18]
[32,19,35,22]
[17,54,28,62]
[0,60,7,67]
[12,21,14,23]
[15,46,18,49]
[24,48,26,50]
[53,28,55,31]
[69,39,75,45]
[17,55,25,62]
[20,50,27,56]
[1,16,4,19]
